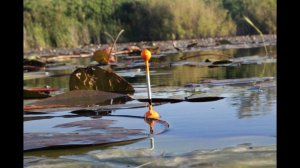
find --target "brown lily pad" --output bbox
[24,118,146,151]
[24,102,151,113]
[200,77,275,86]
[24,90,130,110]
[24,59,45,67]
[24,89,51,99]
[24,116,170,151]
[69,66,135,94]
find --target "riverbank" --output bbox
[24,34,276,58]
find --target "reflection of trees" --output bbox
[24,47,276,95]
[229,86,276,118]
[147,62,276,87]
[223,46,276,58]
[208,63,276,79]
[24,75,70,89]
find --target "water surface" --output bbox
[24,45,276,167]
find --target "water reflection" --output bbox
[144,118,158,134]
[24,45,276,159]
[24,46,276,90]
[229,86,276,118]
[143,118,157,150]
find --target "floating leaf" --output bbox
[69,66,135,94]
[24,90,130,110]
[24,59,45,67]
[137,96,224,103]
[92,47,113,64]
[24,116,169,151]
[212,60,232,65]
[200,77,275,86]
[24,102,149,113]
[24,119,146,151]
[122,45,142,55]
[24,90,50,99]
[180,53,229,60]
[215,39,232,45]
[187,42,197,49]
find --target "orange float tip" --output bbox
[141,49,152,61]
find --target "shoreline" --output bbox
[24,34,276,58]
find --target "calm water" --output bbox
[24,46,276,167]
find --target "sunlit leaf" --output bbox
[92,48,111,64]
[69,66,135,94]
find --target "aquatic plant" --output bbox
[243,16,268,56]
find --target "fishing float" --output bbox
[141,49,160,119]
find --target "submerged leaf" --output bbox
[24,117,169,151]
[69,66,135,94]
[24,118,146,151]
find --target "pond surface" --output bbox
[24,46,276,167]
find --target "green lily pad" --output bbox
[69,66,134,94]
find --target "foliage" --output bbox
[222,0,276,35]
[24,0,276,50]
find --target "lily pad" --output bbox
[24,102,156,113]
[24,90,130,110]
[69,66,134,94]
[24,115,170,151]
[216,39,232,45]
[24,58,45,67]
[24,89,51,99]
[200,77,275,86]
[24,119,146,151]
[137,96,224,103]
[212,60,232,65]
